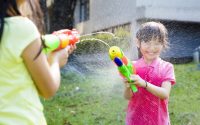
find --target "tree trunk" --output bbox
[40,0,48,33]
[50,0,77,32]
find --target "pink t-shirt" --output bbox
[126,57,176,125]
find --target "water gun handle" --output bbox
[130,83,138,93]
[42,29,80,53]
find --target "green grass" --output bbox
[169,63,200,125]
[42,63,200,125]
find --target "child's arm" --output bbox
[22,38,75,99]
[130,75,172,100]
[144,81,171,99]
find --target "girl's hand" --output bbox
[68,44,77,55]
[130,74,146,88]
[123,79,131,88]
[47,45,76,68]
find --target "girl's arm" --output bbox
[130,75,172,100]
[144,81,171,99]
[22,38,74,99]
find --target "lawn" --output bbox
[169,63,200,125]
[42,62,200,125]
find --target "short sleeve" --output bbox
[162,63,176,85]
[3,17,40,60]
[14,18,40,58]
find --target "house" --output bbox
[74,0,200,63]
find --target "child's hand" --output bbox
[123,79,131,88]
[68,44,77,55]
[48,45,76,68]
[130,74,146,88]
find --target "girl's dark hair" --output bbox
[28,0,45,34]
[136,22,168,48]
[0,0,21,40]
[27,0,46,59]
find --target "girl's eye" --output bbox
[142,42,162,47]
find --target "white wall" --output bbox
[74,0,200,60]
[75,0,200,33]
[136,0,200,22]
[75,0,136,34]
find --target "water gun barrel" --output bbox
[109,46,138,93]
[42,29,80,53]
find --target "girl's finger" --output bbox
[132,81,138,85]
[123,79,129,83]
[65,46,70,52]
[68,45,76,55]
[130,75,137,81]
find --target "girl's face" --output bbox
[139,39,163,63]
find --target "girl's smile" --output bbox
[139,39,163,64]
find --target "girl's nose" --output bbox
[149,45,156,50]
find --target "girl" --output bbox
[124,22,176,125]
[0,0,76,124]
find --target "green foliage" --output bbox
[76,29,131,55]
[114,27,131,38]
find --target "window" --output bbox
[80,0,89,22]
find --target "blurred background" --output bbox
[42,0,200,64]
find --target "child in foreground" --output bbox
[0,0,75,124]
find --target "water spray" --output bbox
[79,31,121,48]
[80,31,119,39]
[42,29,115,53]
[81,31,138,92]
[42,29,138,92]
[79,38,110,48]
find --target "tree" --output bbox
[40,0,77,33]
[39,0,48,33]
[49,0,77,32]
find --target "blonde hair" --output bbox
[136,22,168,48]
